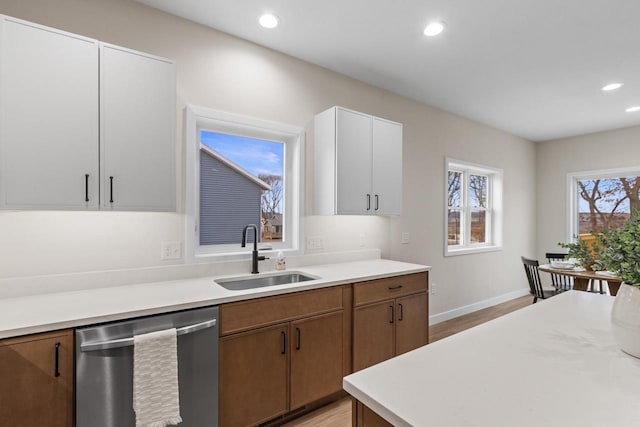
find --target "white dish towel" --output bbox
[133,328,183,427]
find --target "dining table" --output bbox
[538,264,622,296]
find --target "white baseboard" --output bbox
[429,288,531,325]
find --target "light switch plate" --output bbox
[161,241,181,260]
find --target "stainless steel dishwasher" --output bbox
[75,306,218,427]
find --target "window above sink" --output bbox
[184,106,305,262]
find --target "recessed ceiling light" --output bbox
[602,83,623,91]
[259,13,279,29]
[423,21,445,37]
[626,106,640,113]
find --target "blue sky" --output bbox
[200,130,283,177]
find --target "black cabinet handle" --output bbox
[109,176,114,203]
[389,305,395,324]
[388,285,403,291]
[366,194,371,211]
[375,194,379,211]
[398,303,404,321]
[281,331,286,354]
[85,174,89,202]
[54,342,60,377]
[295,327,301,350]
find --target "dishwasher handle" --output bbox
[80,318,217,352]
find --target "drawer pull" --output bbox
[54,342,60,377]
[388,285,403,291]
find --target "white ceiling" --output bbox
[137,0,640,142]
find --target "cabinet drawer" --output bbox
[220,286,344,335]
[354,272,428,306]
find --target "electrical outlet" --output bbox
[431,283,437,295]
[401,232,410,244]
[161,241,181,260]
[306,236,325,250]
[359,233,366,247]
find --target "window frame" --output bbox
[566,165,640,242]
[444,158,503,256]
[184,105,305,262]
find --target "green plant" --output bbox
[597,209,640,288]
[558,235,602,270]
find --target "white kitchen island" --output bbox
[344,291,640,426]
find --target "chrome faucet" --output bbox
[241,224,268,274]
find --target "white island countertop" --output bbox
[344,291,640,427]
[0,259,428,339]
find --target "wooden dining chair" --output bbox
[545,252,573,292]
[522,256,558,303]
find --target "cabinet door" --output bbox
[290,311,343,410]
[0,329,73,427]
[372,118,402,215]
[353,300,395,372]
[0,16,99,209]
[100,44,175,211]
[395,292,429,356]
[336,108,372,214]
[219,323,289,426]
[354,400,393,427]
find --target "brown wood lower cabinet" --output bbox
[353,272,429,372]
[353,399,393,427]
[219,286,347,426]
[290,311,343,409]
[219,323,290,426]
[0,329,73,427]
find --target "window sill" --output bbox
[445,245,503,257]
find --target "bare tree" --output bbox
[469,175,487,208]
[447,171,461,207]
[258,174,283,220]
[578,178,633,233]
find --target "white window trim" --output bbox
[566,165,640,242]
[184,105,305,262]
[444,158,503,256]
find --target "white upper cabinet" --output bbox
[0,15,176,211]
[100,44,175,211]
[0,16,99,209]
[314,106,403,215]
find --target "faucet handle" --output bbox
[258,247,272,251]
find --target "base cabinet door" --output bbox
[0,329,73,427]
[395,292,429,356]
[290,311,344,410]
[353,300,395,372]
[353,400,393,427]
[219,323,289,426]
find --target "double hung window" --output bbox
[445,159,502,255]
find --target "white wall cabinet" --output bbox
[0,16,100,209]
[314,106,402,215]
[0,15,175,211]
[100,44,175,211]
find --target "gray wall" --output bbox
[199,152,262,245]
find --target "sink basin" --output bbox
[215,272,318,291]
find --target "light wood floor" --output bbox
[283,294,532,427]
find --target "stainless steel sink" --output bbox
[215,272,318,291]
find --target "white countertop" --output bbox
[0,259,428,339]
[344,291,640,427]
